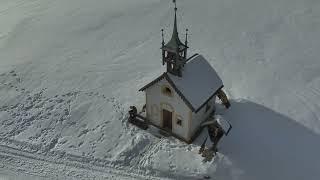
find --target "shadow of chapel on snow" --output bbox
[205,100,320,180]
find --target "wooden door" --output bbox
[162,109,172,130]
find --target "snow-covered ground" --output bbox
[0,0,320,179]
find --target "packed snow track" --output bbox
[0,139,170,180]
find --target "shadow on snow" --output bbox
[209,100,320,180]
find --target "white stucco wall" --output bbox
[190,96,216,136]
[145,78,190,140]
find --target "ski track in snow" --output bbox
[0,142,163,180]
[0,134,202,180]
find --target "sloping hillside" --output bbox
[0,0,320,179]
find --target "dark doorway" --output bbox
[162,109,172,130]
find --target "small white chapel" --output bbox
[139,2,229,143]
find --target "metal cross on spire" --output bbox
[173,0,177,11]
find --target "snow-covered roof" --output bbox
[168,55,223,110]
[140,54,223,112]
[200,115,232,136]
[216,115,232,135]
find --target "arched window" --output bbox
[165,87,171,94]
[162,85,173,97]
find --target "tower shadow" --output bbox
[205,100,320,180]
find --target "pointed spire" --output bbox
[161,29,165,46]
[172,1,178,43]
[185,28,188,46]
[163,0,186,52]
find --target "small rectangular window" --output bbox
[177,119,182,126]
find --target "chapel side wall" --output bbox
[190,96,216,136]
[145,78,190,140]
[146,86,161,126]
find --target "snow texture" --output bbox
[0,0,320,179]
[168,54,223,111]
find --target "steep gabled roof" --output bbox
[139,72,167,92]
[140,54,224,112]
[139,72,197,111]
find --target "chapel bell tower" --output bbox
[161,1,189,77]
